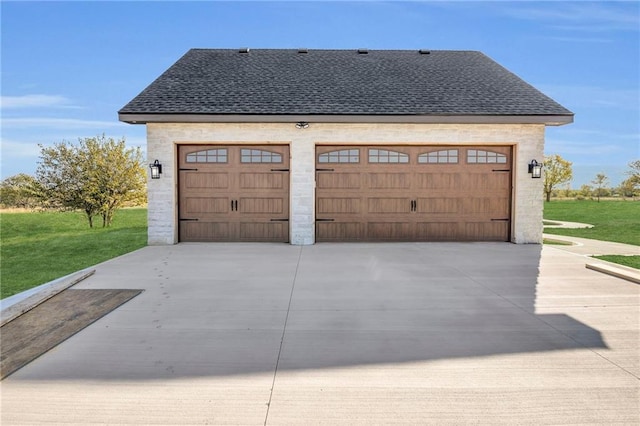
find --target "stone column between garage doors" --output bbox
[289,134,316,245]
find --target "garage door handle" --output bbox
[270,218,289,222]
[492,169,510,172]
[179,168,198,171]
[316,218,335,222]
[316,168,335,172]
[270,168,290,172]
[491,218,509,222]
[179,218,199,221]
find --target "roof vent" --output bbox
[297,48,308,54]
[239,47,250,54]
[357,49,369,54]
[419,49,431,55]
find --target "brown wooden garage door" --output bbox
[316,146,512,242]
[179,145,289,242]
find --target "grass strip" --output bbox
[592,255,640,270]
[1,209,147,299]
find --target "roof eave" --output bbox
[118,113,574,126]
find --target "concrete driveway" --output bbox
[2,243,638,425]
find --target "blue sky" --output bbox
[1,0,638,187]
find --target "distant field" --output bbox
[544,200,640,246]
[1,208,147,299]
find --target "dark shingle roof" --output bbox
[119,49,572,120]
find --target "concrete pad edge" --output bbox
[0,269,95,326]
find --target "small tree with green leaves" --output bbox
[36,135,146,227]
[591,173,609,202]
[543,154,573,202]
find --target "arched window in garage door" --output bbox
[240,148,283,163]
[318,149,360,163]
[418,149,459,164]
[186,148,228,163]
[467,149,507,164]
[368,149,409,163]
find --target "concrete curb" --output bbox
[543,220,594,229]
[586,262,640,285]
[0,270,95,327]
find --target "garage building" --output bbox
[118,48,573,245]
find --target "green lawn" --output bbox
[1,208,147,299]
[544,200,640,246]
[544,200,639,270]
[593,255,640,270]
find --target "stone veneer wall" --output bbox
[146,122,545,245]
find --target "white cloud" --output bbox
[1,95,77,109]
[0,139,42,158]
[1,117,128,129]
[537,85,639,111]
[545,138,625,156]
[535,35,612,43]
[499,2,640,32]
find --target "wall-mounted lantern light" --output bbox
[295,121,309,129]
[149,160,162,179]
[528,159,542,179]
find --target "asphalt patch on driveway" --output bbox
[1,289,142,379]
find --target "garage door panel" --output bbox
[317,198,361,214]
[184,197,230,214]
[316,222,364,241]
[367,222,413,240]
[240,197,285,215]
[368,173,411,189]
[465,222,509,241]
[239,222,288,241]
[367,198,411,214]
[415,173,460,190]
[415,222,461,241]
[417,197,460,214]
[239,173,284,189]
[181,222,232,241]
[184,172,229,189]
[317,173,361,190]
[461,173,510,191]
[463,197,510,216]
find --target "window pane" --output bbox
[418,149,458,164]
[368,148,408,164]
[467,149,506,165]
[240,148,282,163]
[319,149,359,163]
[185,148,228,163]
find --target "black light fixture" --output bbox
[149,160,162,179]
[295,121,309,129]
[528,160,542,179]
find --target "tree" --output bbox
[578,184,593,200]
[543,154,572,202]
[619,177,639,198]
[36,135,146,227]
[591,173,609,202]
[0,173,43,209]
[626,159,640,186]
